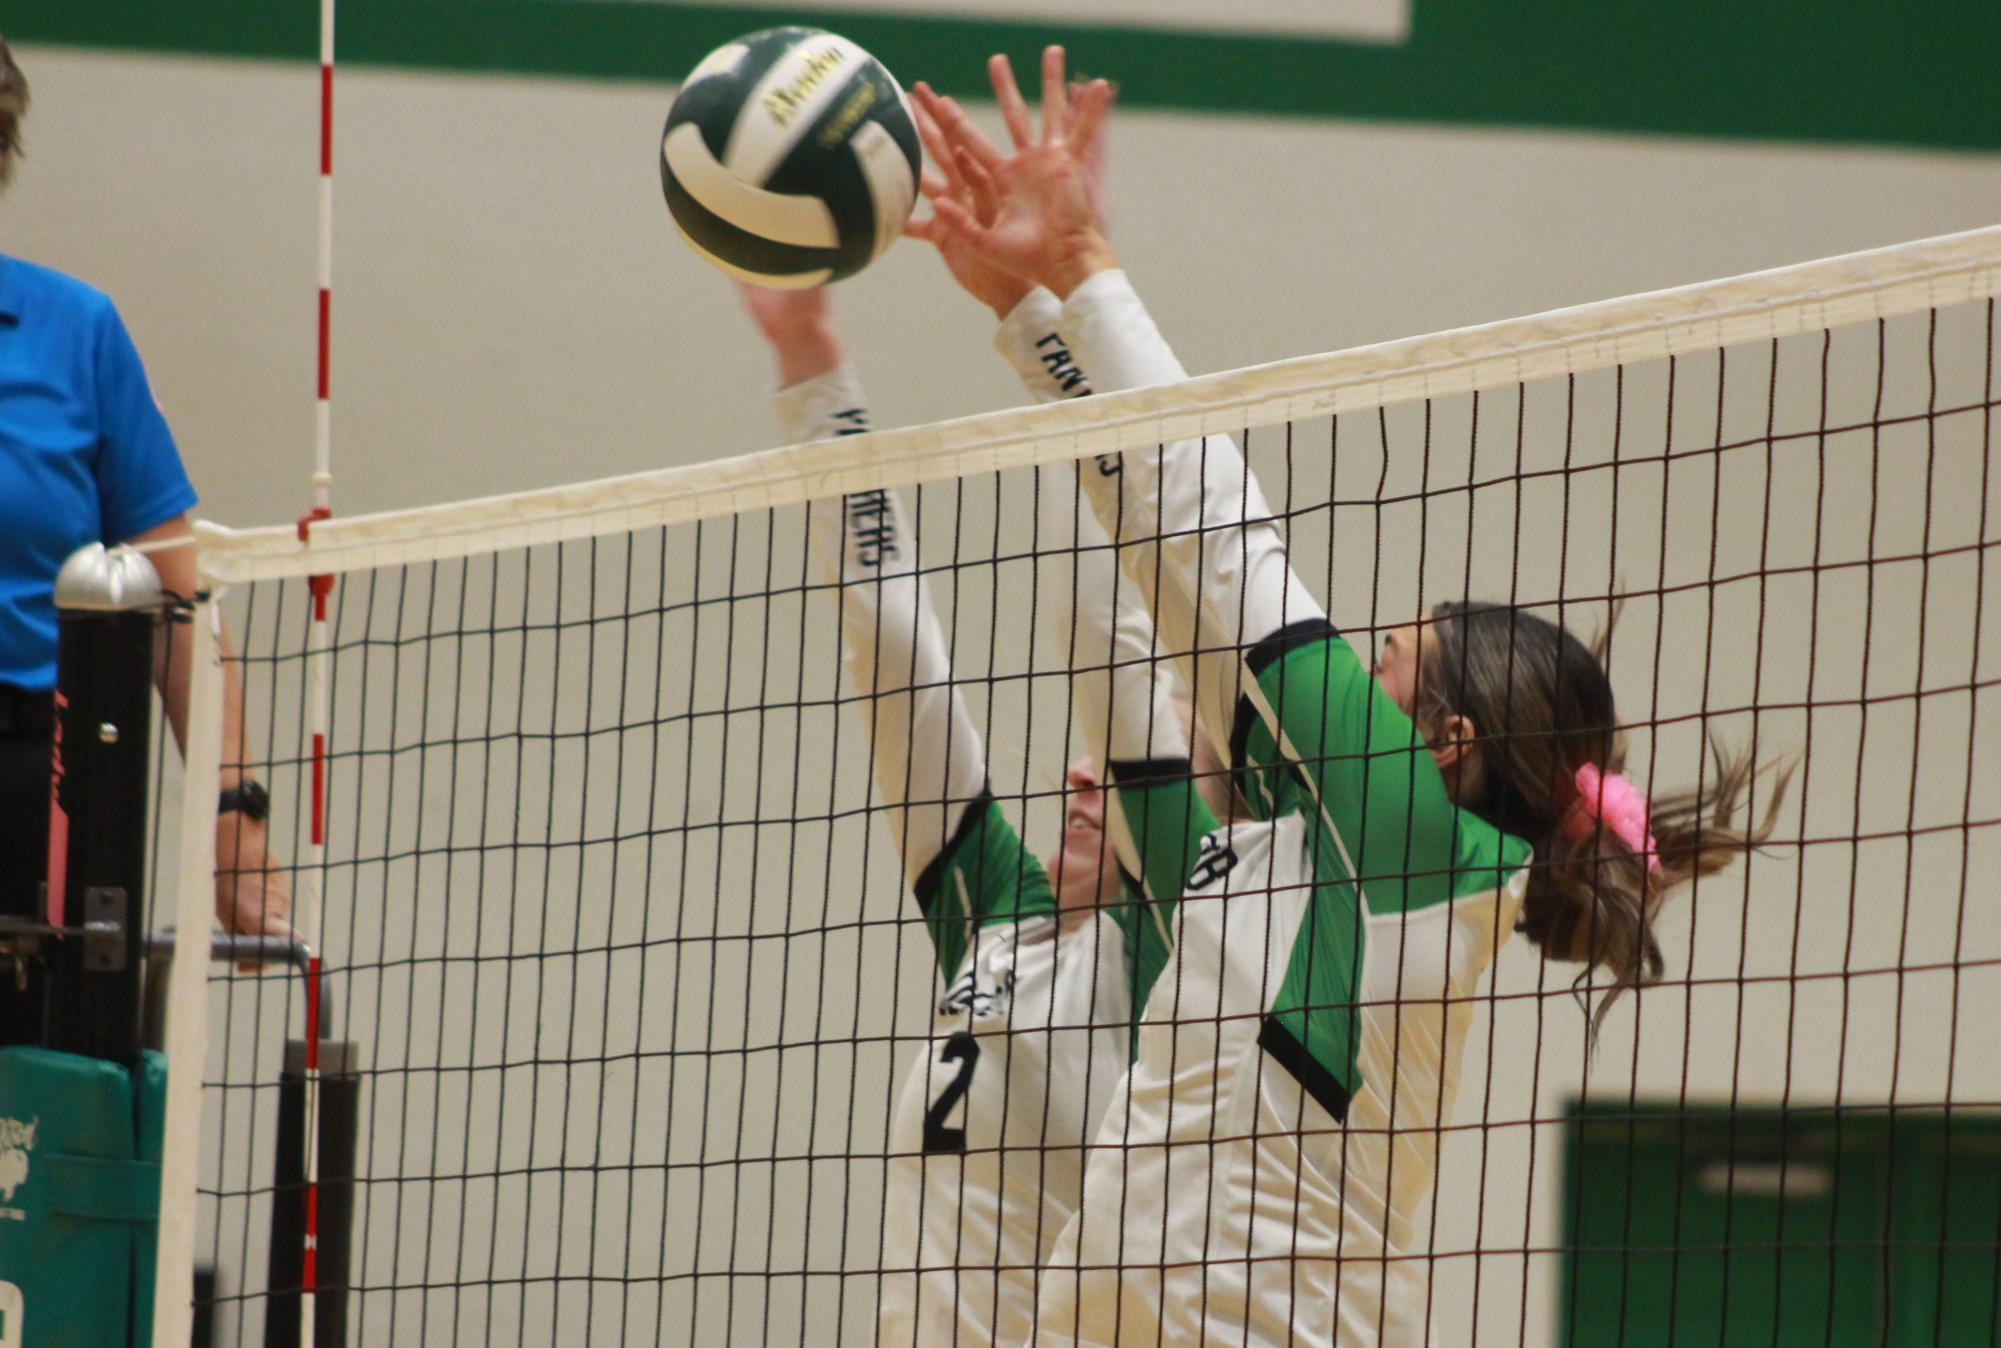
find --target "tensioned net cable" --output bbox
[162,227,2000,1345]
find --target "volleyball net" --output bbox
[163,227,2001,1344]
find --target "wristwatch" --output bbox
[218,779,270,823]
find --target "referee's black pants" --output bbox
[0,685,53,1047]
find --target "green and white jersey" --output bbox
[907,790,1054,978]
[1231,621,1531,1121]
[1032,270,1534,1346]
[781,303,1209,1346]
[1102,762,1217,1044]
[1057,268,1533,1104]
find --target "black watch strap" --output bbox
[218,779,270,823]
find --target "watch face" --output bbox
[223,781,270,822]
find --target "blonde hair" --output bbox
[0,35,26,188]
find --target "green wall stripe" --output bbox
[9,1,2001,152]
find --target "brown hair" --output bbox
[1415,600,1790,1031]
[0,35,26,188]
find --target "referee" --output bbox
[0,36,290,1043]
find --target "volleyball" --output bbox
[660,28,922,289]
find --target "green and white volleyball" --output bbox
[660,28,922,289]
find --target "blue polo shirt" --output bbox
[0,254,197,691]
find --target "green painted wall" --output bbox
[1564,1103,2001,1345]
[7,0,2000,151]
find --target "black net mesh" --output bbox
[188,301,2000,1345]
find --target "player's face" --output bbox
[1374,622,1423,715]
[1048,757,1121,910]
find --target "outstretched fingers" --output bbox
[986,54,1036,150]
[912,102,963,195]
[907,164,960,245]
[1039,45,1069,143]
[927,194,999,254]
[907,174,951,247]
[1068,79,1114,234]
[952,145,1001,223]
[913,82,1006,175]
[1068,78,1112,157]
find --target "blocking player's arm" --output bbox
[1001,288,1217,907]
[780,369,1052,980]
[1054,271,1430,828]
[1068,497,1219,893]
[994,288,1197,674]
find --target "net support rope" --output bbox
[196,224,2001,583]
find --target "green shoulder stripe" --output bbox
[1245,632,1532,1104]
[910,792,1056,980]
[1097,877,1160,1063]
[1248,632,1528,1104]
[1241,629,1529,913]
[1106,762,1219,912]
[1104,766,1220,1056]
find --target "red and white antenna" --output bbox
[291,0,337,1339]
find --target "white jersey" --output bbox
[778,292,1201,1348]
[1030,270,1532,1347]
[879,912,1130,1346]
[1035,814,1524,1348]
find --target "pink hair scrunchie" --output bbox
[1563,762,1665,877]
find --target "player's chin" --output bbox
[1051,837,1108,904]
[1058,829,1104,871]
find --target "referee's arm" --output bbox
[128,513,294,947]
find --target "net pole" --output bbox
[42,546,163,1065]
[291,1,338,1341]
[264,1048,310,1344]
[153,593,222,1348]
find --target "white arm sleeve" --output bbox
[777,365,989,892]
[1056,270,1325,759]
[992,288,1093,402]
[1055,493,1190,769]
[994,290,1189,767]
[999,291,1194,882]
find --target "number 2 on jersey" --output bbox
[922,1032,981,1154]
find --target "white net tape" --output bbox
[196,226,2001,584]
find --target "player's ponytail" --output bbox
[1419,601,1791,1033]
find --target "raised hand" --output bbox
[1071,75,1113,240]
[903,101,1031,319]
[913,47,1117,298]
